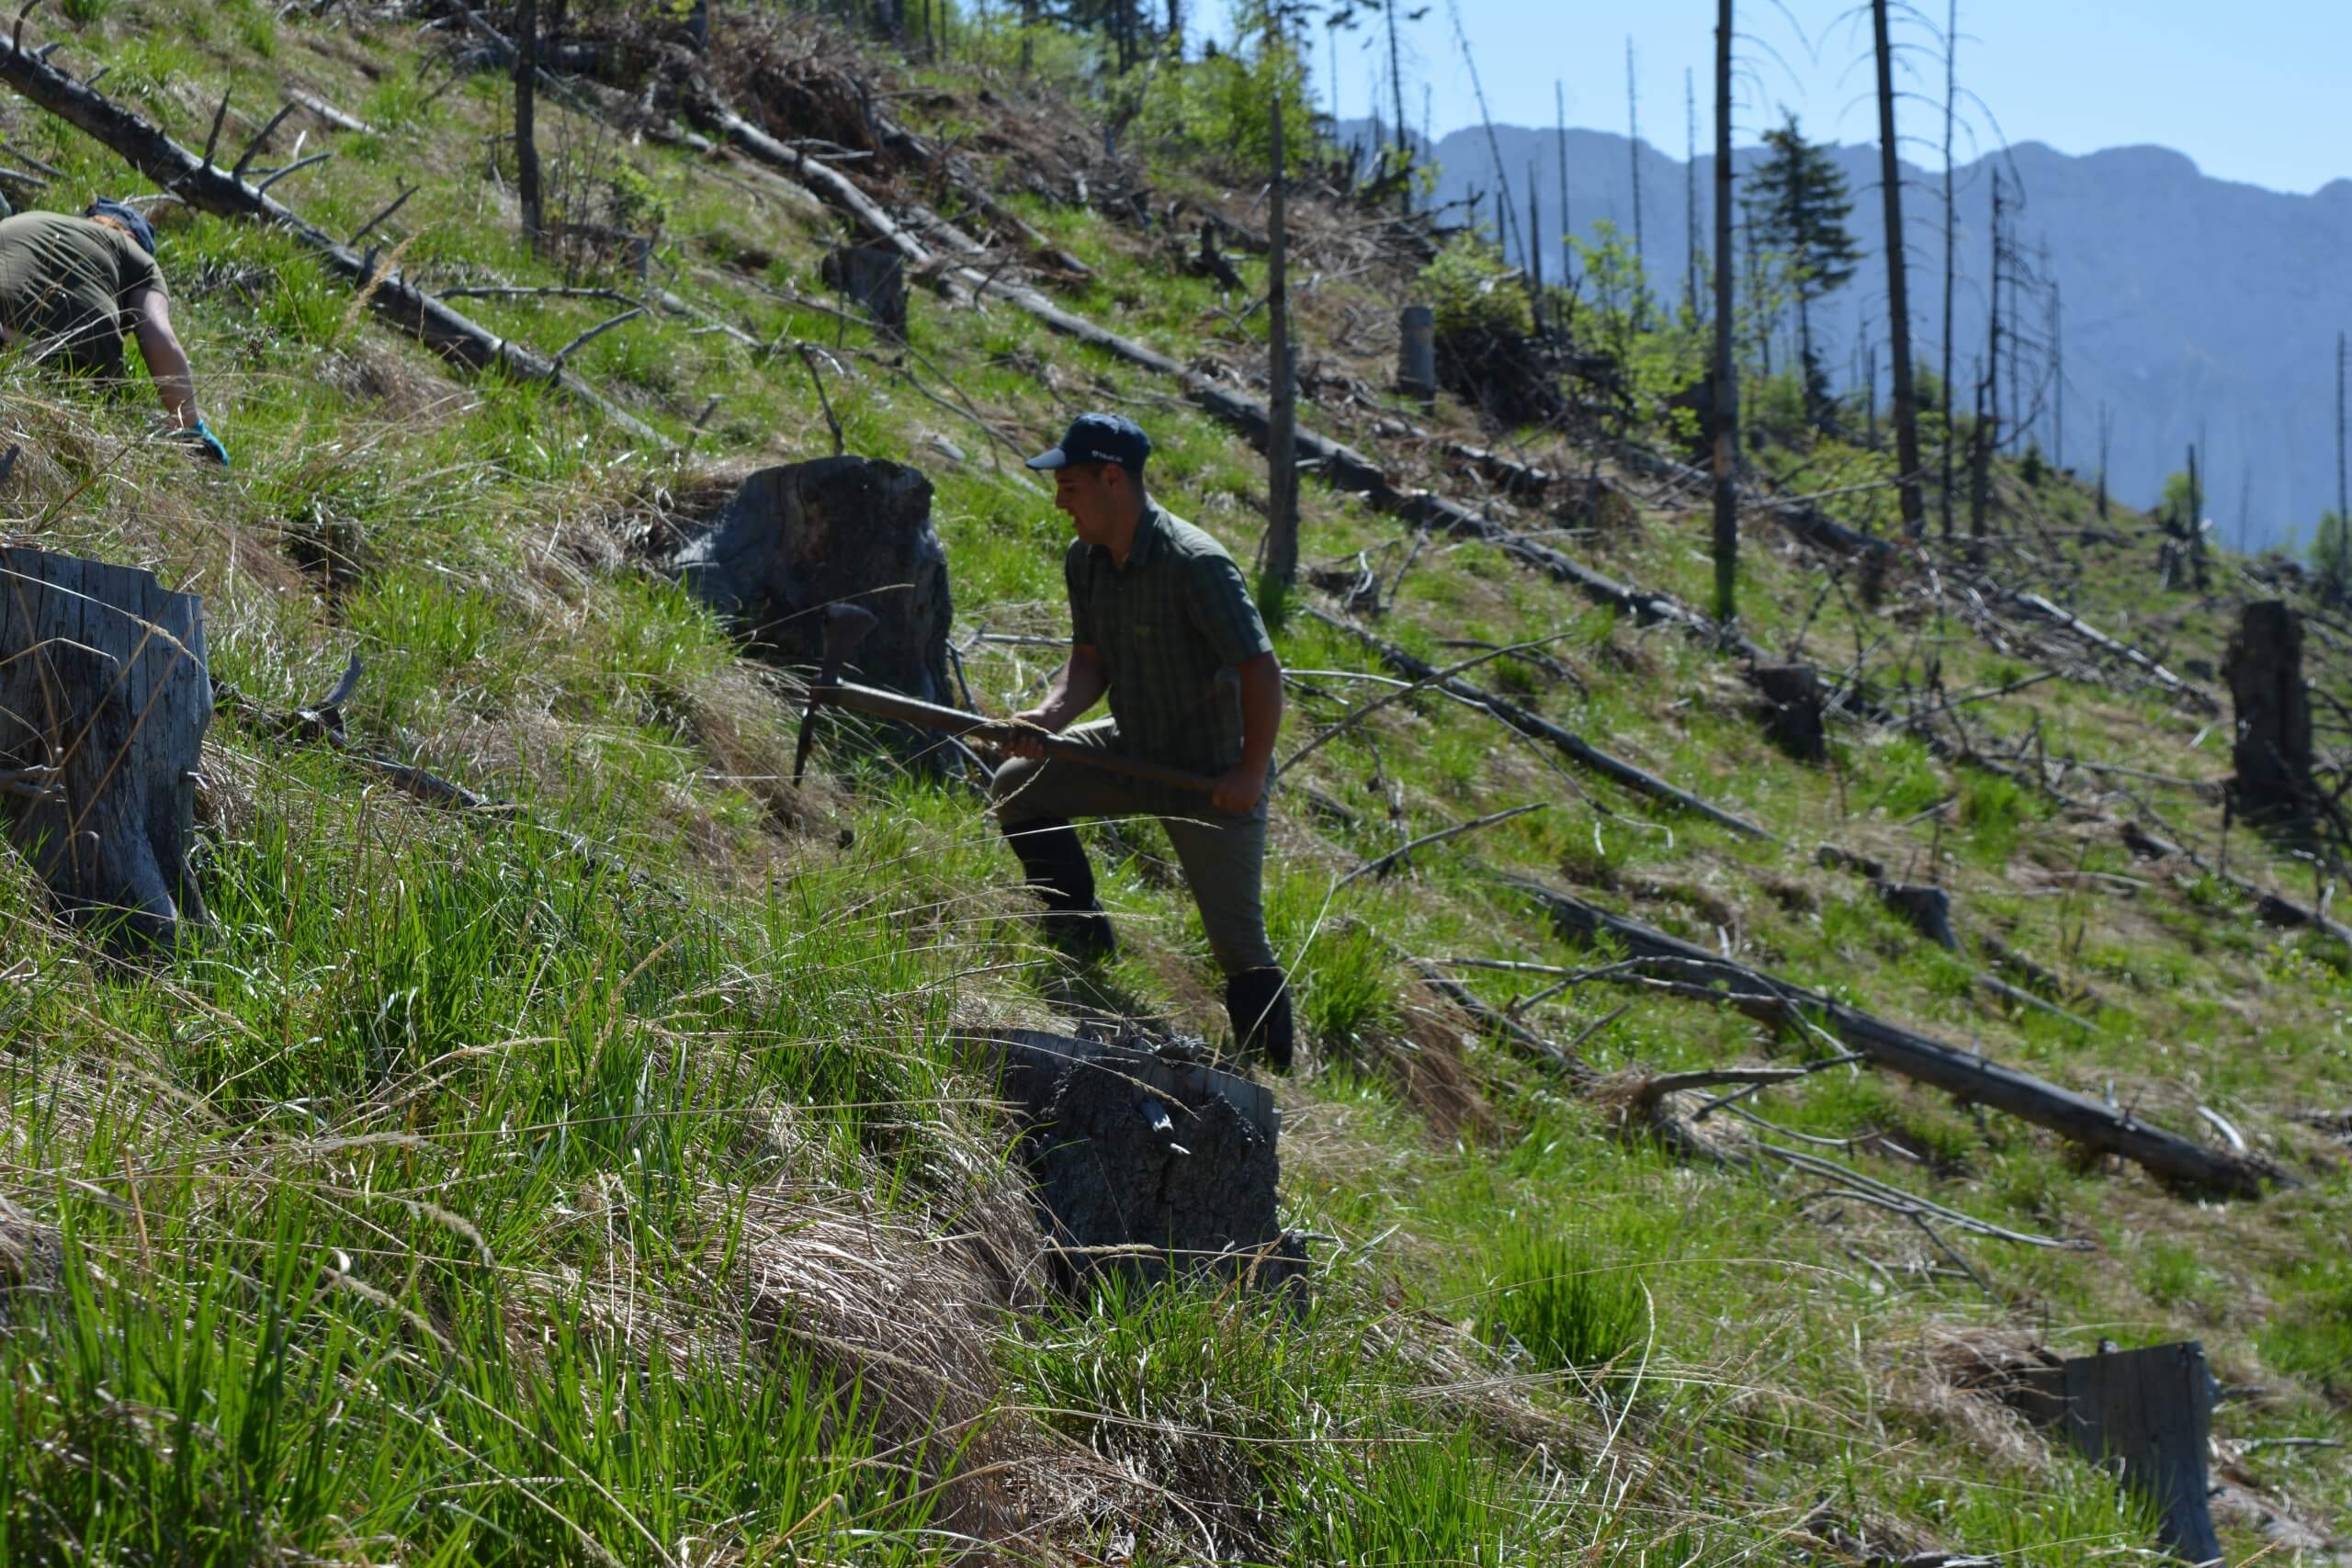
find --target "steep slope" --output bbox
[0,6,2343,1565]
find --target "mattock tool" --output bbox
[792,602,1227,798]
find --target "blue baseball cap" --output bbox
[1026,412,1150,475]
[85,199,156,256]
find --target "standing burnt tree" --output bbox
[515,0,542,244]
[1872,0,1926,536]
[1261,88,1299,608]
[1710,0,1739,623]
[2225,601,2316,829]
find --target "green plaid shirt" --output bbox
[1065,503,1273,773]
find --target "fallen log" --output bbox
[1304,604,1777,840]
[2009,592,2220,714]
[681,85,955,292]
[1510,877,2282,1198]
[2118,820,2352,946]
[0,35,665,446]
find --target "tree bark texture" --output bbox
[0,547,209,946]
[673,457,953,705]
[0,31,662,445]
[2224,600,2314,826]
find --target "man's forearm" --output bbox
[1236,652,1283,772]
[1032,648,1108,730]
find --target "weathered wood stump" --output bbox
[1951,1337,2223,1564]
[1752,663,1827,761]
[820,243,908,338]
[1877,881,1959,951]
[0,547,209,945]
[2058,1343,2225,1565]
[673,456,954,705]
[977,1027,1304,1297]
[2225,600,2314,826]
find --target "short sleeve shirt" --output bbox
[1064,503,1274,773]
[0,211,165,372]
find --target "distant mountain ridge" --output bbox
[1337,118,2352,551]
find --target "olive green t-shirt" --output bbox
[0,210,165,373]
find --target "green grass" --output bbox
[0,0,2345,1561]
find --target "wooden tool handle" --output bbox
[816,680,1223,795]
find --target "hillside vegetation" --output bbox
[0,4,2345,1564]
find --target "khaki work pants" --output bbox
[990,719,1275,976]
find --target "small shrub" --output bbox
[1419,233,1532,343]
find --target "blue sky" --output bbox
[1228,1,2352,195]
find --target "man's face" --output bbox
[1054,462,1126,546]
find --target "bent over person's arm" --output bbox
[126,288,197,427]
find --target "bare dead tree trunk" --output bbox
[1555,79,1573,295]
[2188,440,2209,591]
[1685,67,1700,321]
[1262,91,1299,604]
[515,0,542,246]
[1527,167,1544,333]
[1711,0,1738,622]
[1873,0,1925,536]
[1625,36,1645,313]
[1940,0,1957,539]
[2338,330,2346,530]
[2098,400,2112,520]
[1388,0,1408,211]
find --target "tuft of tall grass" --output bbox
[1482,1230,1652,1378]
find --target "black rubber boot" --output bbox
[1004,818,1116,964]
[1225,966,1295,1073]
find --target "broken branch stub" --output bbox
[0,547,209,946]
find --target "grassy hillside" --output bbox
[0,4,2344,1563]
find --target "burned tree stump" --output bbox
[1752,663,1827,762]
[673,456,953,705]
[1877,882,1958,951]
[820,243,908,338]
[2224,600,2314,826]
[0,547,209,945]
[2056,1342,2224,1566]
[978,1027,1304,1297]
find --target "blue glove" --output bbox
[173,417,230,468]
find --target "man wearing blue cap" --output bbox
[993,412,1295,1070]
[0,200,228,465]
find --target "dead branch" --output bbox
[1335,802,1545,889]
[1510,878,2287,1198]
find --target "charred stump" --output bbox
[1751,663,1826,761]
[0,547,209,946]
[980,1027,1305,1299]
[673,457,953,705]
[820,244,908,338]
[2060,1343,2225,1566]
[2224,600,2314,827]
[1876,881,1959,951]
